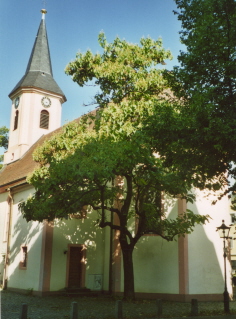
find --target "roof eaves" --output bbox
[0,177,27,189]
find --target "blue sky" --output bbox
[0,0,183,131]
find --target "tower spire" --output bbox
[25,9,52,76]
[9,10,66,100]
[5,9,66,164]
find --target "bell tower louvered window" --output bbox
[40,110,49,129]
[13,110,19,130]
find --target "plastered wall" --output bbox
[188,190,232,295]
[50,210,110,291]
[7,187,44,291]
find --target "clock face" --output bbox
[41,97,51,108]
[14,97,20,109]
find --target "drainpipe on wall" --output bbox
[109,211,114,294]
[2,188,13,289]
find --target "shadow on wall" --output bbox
[54,211,102,246]
[188,201,230,296]
[7,192,228,299]
[132,199,179,294]
[133,198,226,298]
[42,210,108,291]
[8,206,108,292]
[7,209,41,290]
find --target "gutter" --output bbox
[0,177,26,188]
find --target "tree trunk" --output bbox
[121,246,135,300]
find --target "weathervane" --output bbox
[41,0,47,20]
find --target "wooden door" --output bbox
[68,246,83,288]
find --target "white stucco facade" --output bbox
[5,89,63,164]
[0,179,233,301]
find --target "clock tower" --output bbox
[5,9,66,164]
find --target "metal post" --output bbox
[115,300,123,319]
[19,303,28,319]
[223,238,230,313]
[191,299,198,316]
[156,299,162,318]
[216,220,231,313]
[70,301,78,319]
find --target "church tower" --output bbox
[5,9,66,164]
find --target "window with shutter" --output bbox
[40,110,49,129]
[14,110,19,130]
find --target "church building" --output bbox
[0,9,233,301]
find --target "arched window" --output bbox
[13,110,19,130]
[40,110,49,129]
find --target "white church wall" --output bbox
[26,92,62,146]
[131,196,179,294]
[188,190,232,296]
[50,209,109,292]
[6,91,62,164]
[7,187,44,292]
[133,236,179,294]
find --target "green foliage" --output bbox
[0,155,3,169]
[145,0,236,206]
[0,126,9,169]
[0,126,9,150]
[20,120,208,235]
[65,33,172,109]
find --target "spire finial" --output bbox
[41,9,47,20]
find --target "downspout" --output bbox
[109,178,115,295]
[109,211,114,294]
[2,188,13,289]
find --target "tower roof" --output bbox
[9,10,66,101]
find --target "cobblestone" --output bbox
[2,289,236,319]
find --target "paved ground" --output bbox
[1,290,236,319]
[176,317,236,319]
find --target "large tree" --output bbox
[19,34,208,300]
[155,0,236,203]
